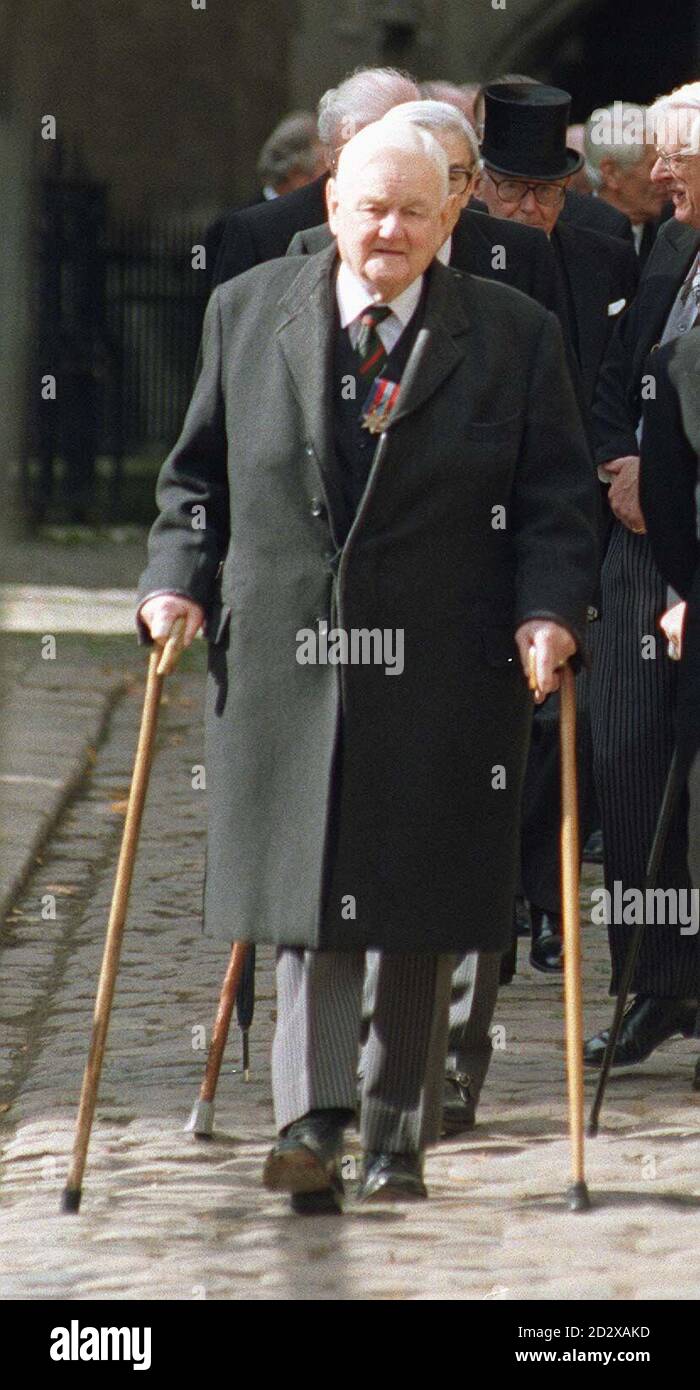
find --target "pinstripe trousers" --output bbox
[361,949,501,1103]
[271,949,456,1152]
[590,524,699,997]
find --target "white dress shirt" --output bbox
[336,237,451,354]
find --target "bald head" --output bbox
[327,123,457,302]
[335,120,449,199]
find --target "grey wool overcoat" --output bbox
[137,246,598,954]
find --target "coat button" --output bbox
[305,443,314,457]
[587,605,599,621]
[310,496,324,518]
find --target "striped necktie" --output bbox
[356,304,392,384]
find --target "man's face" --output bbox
[650,124,700,228]
[601,146,667,223]
[430,126,479,211]
[327,148,457,300]
[477,167,569,235]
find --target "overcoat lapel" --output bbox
[389,262,472,427]
[276,245,338,488]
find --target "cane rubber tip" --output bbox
[567,1181,591,1212]
[586,1121,599,1139]
[61,1187,82,1214]
[184,1099,214,1137]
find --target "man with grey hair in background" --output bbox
[205,111,326,280]
[210,66,420,287]
[584,102,671,267]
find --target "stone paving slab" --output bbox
[0,669,698,1301]
[0,657,129,923]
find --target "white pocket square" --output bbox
[607,298,626,316]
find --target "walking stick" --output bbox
[529,650,591,1211]
[184,939,249,1137]
[587,749,682,1136]
[61,617,187,1213]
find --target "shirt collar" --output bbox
[336,260,424,330]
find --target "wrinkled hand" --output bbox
[515,621,577,704]
[138,594,205,648]
[659,600,686,661]
[605,455,646,534]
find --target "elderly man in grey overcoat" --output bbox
[137,122,597,1212]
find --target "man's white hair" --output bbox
[335,120,450,201]
[583,103,654,189]
[648,81,700,153]
[317,67,420,153]
[381,99,480,167]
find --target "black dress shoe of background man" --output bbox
[583,995,699,1068]
[263,1108,350,1211]
[441,1073,477,1136]
[357,1151,428,1203]
[529,906,564,973]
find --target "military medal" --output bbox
[361,376,401,434]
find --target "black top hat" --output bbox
[481,83,583,181]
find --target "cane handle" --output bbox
[156,616,187,676]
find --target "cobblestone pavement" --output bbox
[0,663,698,1302]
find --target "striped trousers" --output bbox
[272,949,455,1153]
[590,524,699,997]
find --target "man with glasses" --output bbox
[477,83,638,412]
[588,83,700,1072]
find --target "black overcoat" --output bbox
[137,247,597,953]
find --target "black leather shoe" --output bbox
[583,829,604,864]
[583,995,699,1069]
[441,1073,477,1136]
[529,907,564,973]
[357,1151,427,1202]
[263,1108,349,1210]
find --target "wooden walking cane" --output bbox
[61,617,187,1214]
[529,649,591,1212]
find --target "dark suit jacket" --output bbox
[137,248,597,955]
[593,218,700,466]
[211,174,329,287]
[551,220,638,408]
[470,191,632,242]
[640,331,700,761]
[558,189,632,241]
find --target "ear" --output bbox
[599,156,620,189]
[326,177,339,235]
[440,191,461,237]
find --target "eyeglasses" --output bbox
[448,164,476,192]
[655,149,695,172]
[489,174,567,208]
